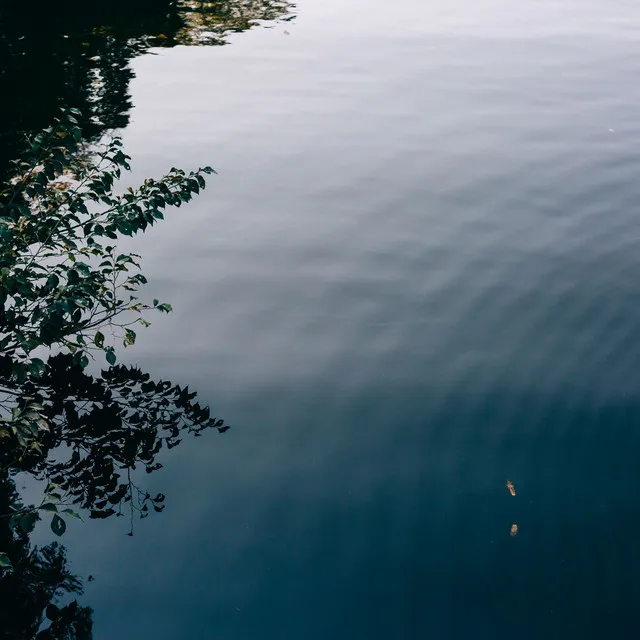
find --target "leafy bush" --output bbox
[0,108,213,376]
[0,110,227,547]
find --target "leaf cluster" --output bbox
[0,108,214,380]
[2,354,228,529]
[0,110,228,539]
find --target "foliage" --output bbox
[2,354,229,530]
[0,110,228,542]
[0,108,213,378]
[0,0,296,171]
[0,476,93,640]
[0,111,230,636]
[0,0,299,631]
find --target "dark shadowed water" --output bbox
[6,0,640,637]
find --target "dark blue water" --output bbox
[30,0,640,637]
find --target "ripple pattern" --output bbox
[75,1,640,637]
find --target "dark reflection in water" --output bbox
[0,354,228,638]
[1,477,94,639]
[0,0,295,172]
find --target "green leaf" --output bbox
[0,553,12,570]
[19,511,38,534]
[51,514,66,536]
[39,503,58,512]
[45,274,60,293]
[105,349,116,366]
[12,363,27,384]
[94,331,105,348]
[28,358,46,378]
[61,509,83,521]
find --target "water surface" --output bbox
[14,0,640,637]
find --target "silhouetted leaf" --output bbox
[51,514,66,536]
[19,511,38,534]
[45,604,60,620]
[28,357,46,377]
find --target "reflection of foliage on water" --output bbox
[0,354,226,638]
[0,477,93,639]
[0,112,226,638]
[0,349,228,638]
[0,0,295,173]
[0,0,175,170]
[173,0,295,45]
[1,354,228,525]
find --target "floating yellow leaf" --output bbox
[506,480,516,496]
[510,524,518,537]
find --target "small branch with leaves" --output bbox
[0,109,229,545]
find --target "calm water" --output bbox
[9,0,640,637]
